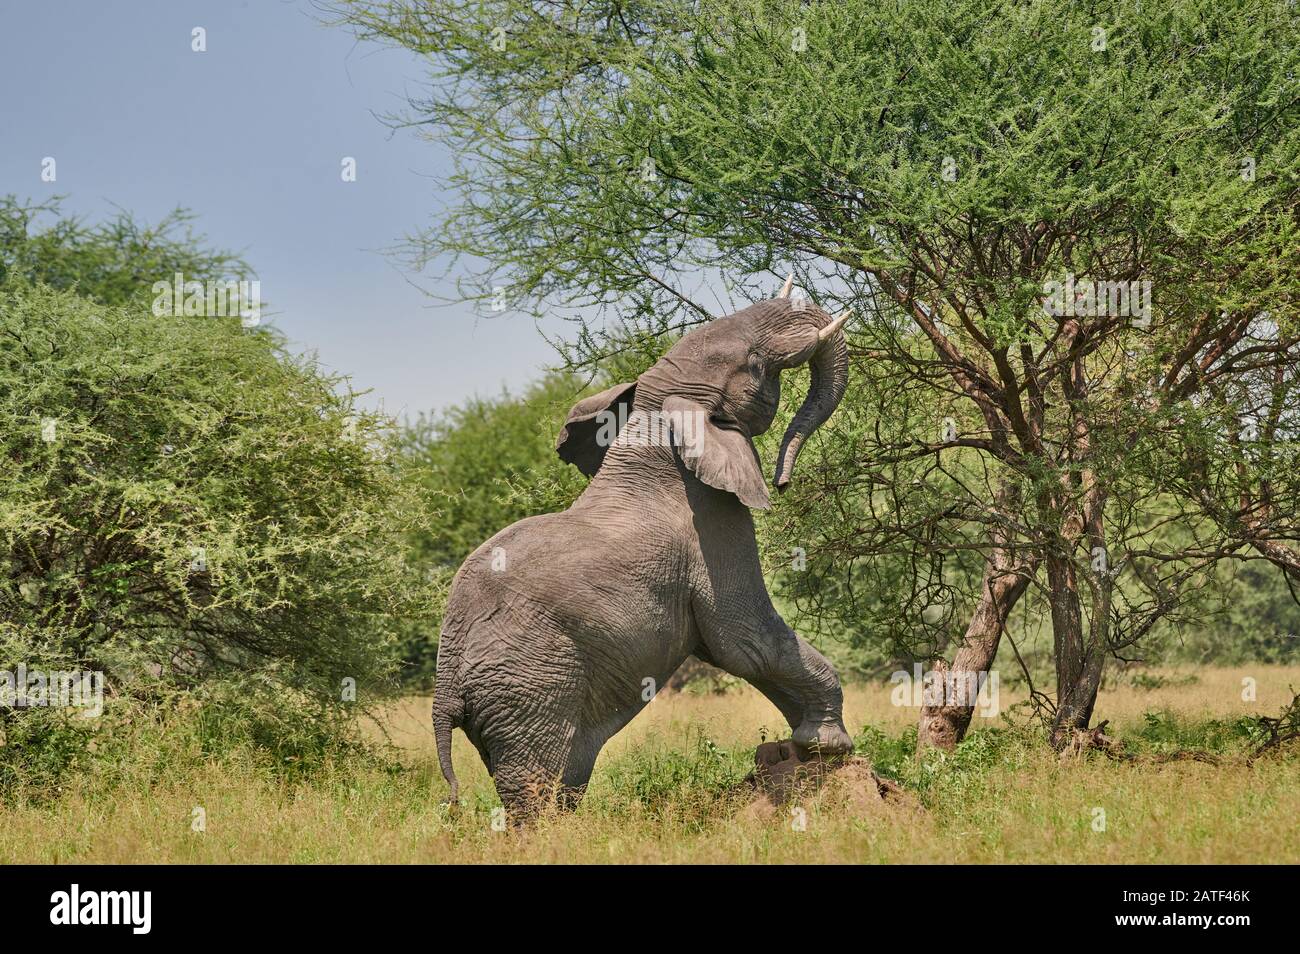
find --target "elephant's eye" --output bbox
[747,352,764,378]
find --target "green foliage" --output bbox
[1124,670,1200,691]
[0,280,434,789]
[4,689,1298,861]
[1159,563,1300,665]
[855,699,1294,817]
[0,195,249,308]
[398,372,590,568]
[758,357,991,666]
[0,705,97,796]
[0,686,388,802]
[595,731,752,826]
[853,723,920,783]
[339,0,1300,343]
[0,282,423,684]
[856,721,1042,809]
[1127,709,1256,755]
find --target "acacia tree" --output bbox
[342,0,1300,749]
[1,201,433,780]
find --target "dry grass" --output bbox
[0,666,1296,864]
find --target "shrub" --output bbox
[595,732,752,826]
[0,281,435,791]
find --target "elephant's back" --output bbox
[443,506,695,721]
[451,505,687,609]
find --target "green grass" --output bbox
[0,668,1297,863]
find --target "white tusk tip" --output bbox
[818,308,853,341]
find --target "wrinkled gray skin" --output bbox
[434,297,852,817]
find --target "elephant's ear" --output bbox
[663,396,770,510]
[555,381,638,477]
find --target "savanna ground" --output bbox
[0,666,1296,864]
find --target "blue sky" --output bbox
[0,0,564,419]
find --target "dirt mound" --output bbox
[738,739,922,823]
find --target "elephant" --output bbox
[433,279,854,818]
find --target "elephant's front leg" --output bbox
[694,597,853,758]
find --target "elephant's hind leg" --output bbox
[489,724,603,822]
[556,730,605,810]
[480,710,578,823]
[492,767,559,823]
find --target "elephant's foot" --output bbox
[792,719,853,759]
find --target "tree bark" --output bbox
[1045,463,1111,747]
[916,556,1033,751]
[1044,552,1087,738]
[1046,550,1110,747]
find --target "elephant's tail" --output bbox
[433,702,460,806]
[432,641,464,806]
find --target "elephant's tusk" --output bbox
[778,272,794,298]
[818,308,852,342]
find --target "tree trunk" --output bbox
[1046,506,1111,749]
[917,553,1033,752]
[1052,651,1106,746]
[1044,552,1086,741]
[1043,354,1112,748]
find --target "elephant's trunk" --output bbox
[773,316,849,490]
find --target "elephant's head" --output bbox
[556,277,851,509]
